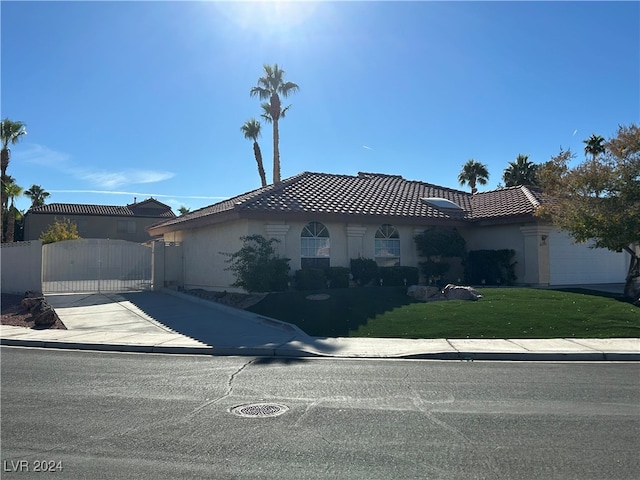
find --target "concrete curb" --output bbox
[2,337,639,361]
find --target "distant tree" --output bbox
[583,134,606,160]
[250,64,299,183]
[24,184,50,208]
[177,205,190,215]
[241,118,267,187]
[502,154,539,187]
[458,159,489,194]
[3,177,23,243]
[40,218,81,244]
[537,124,640,301]
[224,234,290,292]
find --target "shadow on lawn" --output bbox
[551,287,633,304]
[248,286,420,337]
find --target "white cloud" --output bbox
[48,189,227,201]
[13,143,72,167]
[13,143,175,188]
[80,170,175,189]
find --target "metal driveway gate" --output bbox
[42,239,152,293]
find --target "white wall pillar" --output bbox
[264,224,290,256]
[520,225,553,285]
[346,225,367,260]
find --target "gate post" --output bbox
[151,240,165,291]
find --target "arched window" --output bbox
[375,224,400,266]
[301,221,330,269]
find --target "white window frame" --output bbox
[375,224,400,266]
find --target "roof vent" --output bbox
[421,198,463,210]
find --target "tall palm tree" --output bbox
[1,118,27,181]
[250,64,299,183]
[178,206,190,215]
[583,134,605,160]
[3,177,23,243]
[458,159,489,194]
[502,154,539,187]
[24,184,50,208]
[1,118,27,214]
[241,118,267,187]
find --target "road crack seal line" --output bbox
[189,358,256,416]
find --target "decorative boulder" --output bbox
[33,303,58,326]
[21,296,45,311]
[21,292,59,327]
[442,284,483,301]
[407,285,443,302]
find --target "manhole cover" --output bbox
[230,403,289,418]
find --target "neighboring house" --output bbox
[24,198,175,244]
[147,171,628,290]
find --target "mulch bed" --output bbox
[1,293,67,330]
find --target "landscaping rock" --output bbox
[21,296,45,311]
[407,285,444,301]
[20,292,60,326]
[442,284,483,301]
[31,301,58,326]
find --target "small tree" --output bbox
[415,227,466,285]
[40,218,81,244]
[537,124,640,301]
[224,234,290,292]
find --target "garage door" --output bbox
[549,229,628,285]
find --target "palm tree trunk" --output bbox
[253,141,267,187]
[6,205,15,243]
[273,119,280,183]
[1,147,9,181]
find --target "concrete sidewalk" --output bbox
[1,290,639,361]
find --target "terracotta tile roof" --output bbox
[151,172,543,231]
[28,198,175,218]
[470,185,543,219]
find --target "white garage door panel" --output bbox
[549,230,628,285]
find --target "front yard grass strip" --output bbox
[247,287,639,339]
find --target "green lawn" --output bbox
[247,287,639,338]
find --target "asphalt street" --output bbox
[1,347,639,479]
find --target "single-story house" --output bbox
[147,171,629,290]
[24,197,175,244]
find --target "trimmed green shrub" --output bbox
[295,268,327,291]
[223,235,290,292]
[465,249,517,285]
[350,257,379,286]
[379,266,420,286]
[415,227,467,284]
[325,267,350,289]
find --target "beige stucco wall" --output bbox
[168,219,430,290]
[264,220,424,271]
[165,217,560,289]
[461,222,550,285]
[462,224,524,282]
[1,240,43,294]
[178,219,251,290]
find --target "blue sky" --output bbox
[2,1,638,214]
